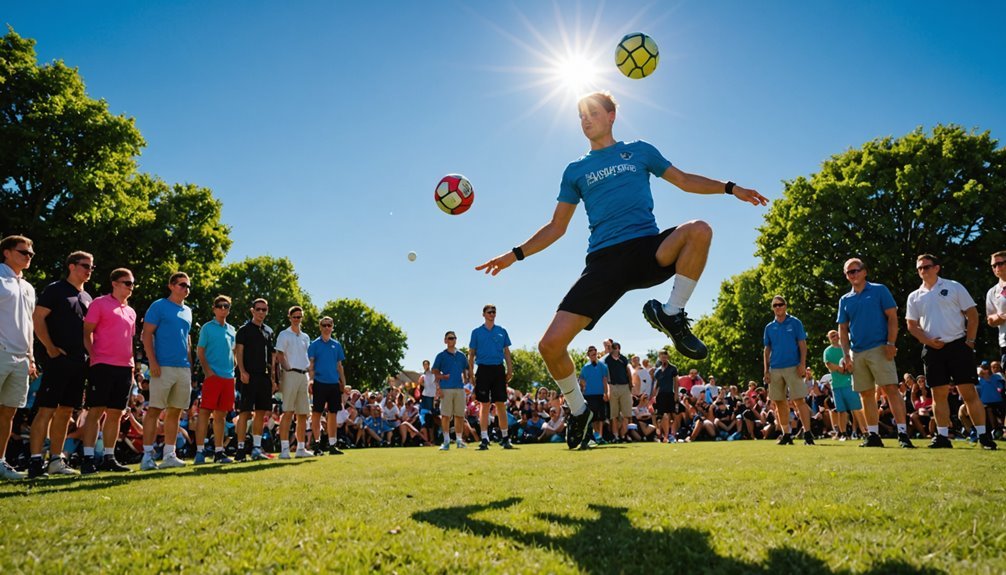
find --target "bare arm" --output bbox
[234,343,249,384]
[141,322,159,377]
[337,361,347,393]
[965,306,979,346]
[661,166,768,206]
[475,202,576,276]
[83,321,97,357]
[504,346,513,383]
[197,345,215,379]
[467,349,476,379]
[33,305,64,358]
[763,346,771,381]
[906,319,936,347]
[798,340,808,377]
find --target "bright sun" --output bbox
[554,53,600,96]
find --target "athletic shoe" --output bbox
[776,434,794,445]
[28,458,48,479]
[898,433,916,449]
[642,300,708,360]
[579,437,592,450]
[194,451,207,465]
[565,408,594,450]
[439,443,450,451]
[859,433,884,448]
[234,450,247,463]
[213,452,234,464]
[99,456,131,472]
[500,437,514,450]
[294,448,314,458]
[160,454,186,468]
[328,446,344,455]
[251,448,270,461]
[0,460,26,480]
[478,439,490,451]
[928,435,953,449]
[803,432,815,446]
[838,434,849,442]
[140,455,159,471]
[279,450,292,460]
[81,456,98,475]
[47,457,77,475]
[727,432,742,441]
[978,432,998,450]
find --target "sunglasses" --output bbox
[15,249,35,258]
[214,303,231,309]
[290,315,303,320]
[174,282,191,289]
[447,336,457,340]
[320,323,333,328]
[916,264,935,271]
[116,280,135,287]
[485,309,497,314]
[74,262,96,270]
[992,261,1006,269]
[844,268,863,276]
[772,303,786,308]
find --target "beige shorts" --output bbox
[440,388,466,418]
[149,366,192,410]
[609,384,633,419]
[768,366,806,402]
[851,346,898,392]
[0,351,30,408]
[282,371,311,415]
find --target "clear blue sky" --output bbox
[7,1,1006,380]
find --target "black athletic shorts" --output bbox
[585,394,607,422]
[922,338,977,388]
[85,363,133,411]
[312,381,342,414]
[36,356,88,409]
[654,391,680,416]
[475,364,508,403]
[559,227,678,330]
[238,373,273,412]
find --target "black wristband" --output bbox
[512,246,525,261]
[724,181,736,195]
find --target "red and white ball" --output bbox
[434,174,474,215]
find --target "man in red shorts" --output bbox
[194,295,237,464]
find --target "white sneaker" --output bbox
[456,440,467,449]
[47,457,78,475]
[140,455,159,471]
[160,454,186,468]
[294,448,314,458]
[439,443,450,451]
[0,460,26,480]
[279,450,291,460]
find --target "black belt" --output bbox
[287,368,307,374]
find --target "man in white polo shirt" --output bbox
[0,235,37,480]
[986,250,1006,368]
[276,305,313,458]
[906,254,996,450]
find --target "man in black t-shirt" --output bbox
[604,342,632,442]
[234,298,276,461]
[652,350,681,442]
[28,251,94,478]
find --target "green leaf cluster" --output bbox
[320,298,407,391]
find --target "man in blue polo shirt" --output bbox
[763,295,814,446]
[468,304,514,450]
[194,295,237,465]
[308,315,347,455]
[433,330,469,450]
[475,91,768,452]
[578,345,609,448]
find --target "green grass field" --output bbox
[2,440,1004,574]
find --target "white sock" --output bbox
[215,447,224,453]
[664,275,698,315]
[867,425,878,434]
[976,425,986,435]
[237,441,245,450]
[480,431,489,440]
[937,427,948,437]
[83,447,95,457]
[897,423,907,434]
[253,435,262,447]
[143,445,153,455]
[555,372,586,416]
[501,428,508,438]
[164,444,175,457]
[281,440,290,451]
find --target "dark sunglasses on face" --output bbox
[447,336,457,340]
[321,323,333,328]
[254,307,268,312]
[15,249,35,258]
[844,268,863,276]
[486,310,496,314]
[215,303,231,309]
[117,280,135,287]
[992,261,1006,269]
[175,282,191,289]
[74,262,95,270]
[290,315,303,320]
[916,264,935,271]
[772,303,786,308]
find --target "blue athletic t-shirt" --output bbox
[836,282,898,352]
[469,324,511,365]
[432,349,467,390]
[557,140,672,253]
[197,320,236,376]
[308,337,345,384]
[580,361,609,396]
[144,298,193,368]
[763,315,807,369]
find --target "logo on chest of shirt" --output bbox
[940,289,949,296]
[620,151,633,160]
[585,163,638,187]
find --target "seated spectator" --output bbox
[541,407,565,442]
[909,380,934,438]
[629,397,656,442]
[688,398,717,442]
[710,397,737,440]
[521,410,545,443]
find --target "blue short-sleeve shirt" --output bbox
[837,282,897,352]
[197,320,236,376]
[469,324,511,366]
[432,349,467,390]
[580,361,609,396]
[308,337,345,384]
[557,140,672,253]
[144,298,193,368]
[763,315,807,369]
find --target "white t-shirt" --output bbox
[380,398,401,422]
[986,281,1006,347]
[905,278,976,343]
[276,327,311,370]
[420,371,437,397]
[635,366,654,397]
[690,383,706,400]
[0,263,35,356]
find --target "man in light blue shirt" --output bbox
[468,304,513,450]
[308,316,347,455]
[578,346,609,448]
[763,295,813,446]
[194,295,237,465]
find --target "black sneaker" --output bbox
[81,456,98,475]
[28,458,48,479]
[898,433,916,449]
[978,432,998,451]
[328,446,345,455]
[500,437,514,449]
[565,408,594,450]
[478,439,490,451]
[803,432,815,446]
[777,433,794,445]
[642,300,708,360]
[928,435,953,449]
[859,433,884,448]
[234,450,247,462]
[99,456,132,472]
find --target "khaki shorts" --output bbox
[281,371,311,415]
[440,388,465,418]
[149,366,192,410]
[609,384,633,419]
[768,366,806,402]
[851,346,898,392]
[0,351,30,408]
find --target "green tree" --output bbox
[509,346,588,394]
[319,299,407,392]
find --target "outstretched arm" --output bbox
[661,166,768,206]
[475,202,576,276]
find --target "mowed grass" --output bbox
[1,439,1004,574]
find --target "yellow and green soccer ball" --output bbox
[615,33,659,79]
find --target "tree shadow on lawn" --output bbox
[413,498,944,575]
[0,459,314,500]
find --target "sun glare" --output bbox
[554,53,600,96]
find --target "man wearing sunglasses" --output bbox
[194,295,237,465]
[468,304,514,450]
[276,305,314,458]
[763,296,814,445]
[838,258,914,448]
[29,251,94,478]
[140,272,195,470]
[234,298,276,461]
[308,316,347,455]
[906,254,996,450]
[986,250,1006,368]
[0,235,37,480]
[432,330,469,450]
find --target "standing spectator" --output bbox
[652,350,680,442]
[763,296,814,445]
[823,330,866,440]
[140,272,194,470]
[0,236,37,480]
[578,345,609,448]
[433,331,468,450]
[986,250,1006,367]
[308,316,347,455]
[418,360,437,415]
[29,251,93,478]
[604,341,632,443]
[468,304,514,450]
[234,299,275,461]
[976,362,1005,437]
[837,258,914,448]
[905,254,996,450]
[193,295,237,465]
[275,306,314,458]
[631,356,654,399]
[81,268,136,474]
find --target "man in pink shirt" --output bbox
[81,268,138,474]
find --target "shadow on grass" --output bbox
[413,498,944,575]
[0,459,314,500]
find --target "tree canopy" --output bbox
[319,299,407,391]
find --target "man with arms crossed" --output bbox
[81,268,137,474]
[141,272,194,470]
[29,251,93,478]
[906,254,996,450]
[308,316,347,456]
[0,236,37,480]
[468,304,514,450]
[838,258,914,448]
[763,296,814,445]
[194,295,237,465]
[234,298,275,461]
[476,91,767,451]
[433,330,469,450]
[986,250,1006,367]
[276,305,314,458]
